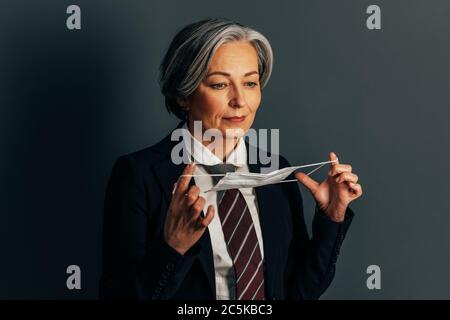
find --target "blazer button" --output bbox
[166,263,175,271]
[159,279,167,286]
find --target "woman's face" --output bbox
[181,40,262,140]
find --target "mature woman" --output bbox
[100,18,362,300]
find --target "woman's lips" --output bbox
[223,116,246,123]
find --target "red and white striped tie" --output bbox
[219,188,265,300]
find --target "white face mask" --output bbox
[202,160,337,192]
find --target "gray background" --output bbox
[1,0,449,299]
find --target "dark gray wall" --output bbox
[1,0,449,299]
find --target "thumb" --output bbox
[295,172,319,194]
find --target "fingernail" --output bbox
[172,183,177,194]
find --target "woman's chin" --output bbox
[220,126,248,139]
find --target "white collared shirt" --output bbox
[181,123,265,300]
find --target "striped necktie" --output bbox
[204,164,265,300]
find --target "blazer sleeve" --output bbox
[99,155,201,299]
[280,156,354,300]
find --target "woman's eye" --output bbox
[210,83,227,90]
[245,82,258,88]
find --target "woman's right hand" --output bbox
[164,163,215,255]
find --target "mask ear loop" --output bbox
[278,162,327,183]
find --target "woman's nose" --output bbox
[229,85,245,108]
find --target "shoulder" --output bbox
[113,123,181,172]
[108,132,175,185]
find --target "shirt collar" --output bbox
[181,122,247,167]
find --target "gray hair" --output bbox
[159,18,274,120]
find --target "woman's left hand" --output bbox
[295,152,363,222]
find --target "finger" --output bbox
[174,163,196,198]
[335,172,358,184]
[348,182,363,197]
[328,164,352,177]
[295,172,319,194]
[330,151,339,166]
[197,205,215,228]
[184,185,200,207]
[189,196,206,220]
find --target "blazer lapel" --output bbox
[151,124,216,296]
[247,144,282,299]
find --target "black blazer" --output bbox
[99,122,354,300]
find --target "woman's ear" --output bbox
[176,97,189,111]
